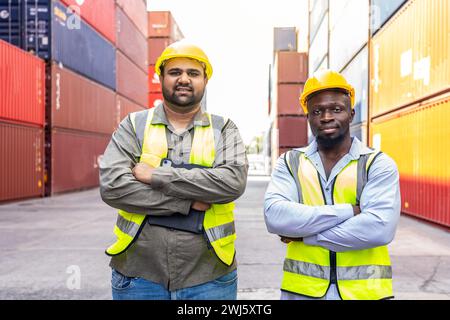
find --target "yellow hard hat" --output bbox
[155,40,213,79]
[299,69,355,114]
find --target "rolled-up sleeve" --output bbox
[99,115,192,216]
[264,155,354,238]
[303,154,401,252]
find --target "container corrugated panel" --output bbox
[0,120,44,202]
[148,11,184,41]
[0,0,22,47]
[52,1,116,90]
[274,27,297,52]
[51,128,110,194]
[308,13,328,75]
[116,94,147,126]
[275,51,308,84]
[148,92,163,109]
[276,115,308,147]
[148,37,172,65]
[60,0,116,44]
[116,51,148,107]
[309,0,328,44]
[115,0,148,38]
[341,45,368,124]
[0,39,45,126]
[329,0,368,72]
[370,94,450,227]
[148,65,161,92]
[116,6,148,73]
[22,0,51,60]
[370,0,408,35]
[370,0,450,118]
[50,62,117,134]
[275,83,305,116]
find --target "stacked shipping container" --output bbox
[0,39,45,202]
[369,0,450,227]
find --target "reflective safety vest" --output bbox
[105,108,236,266]
[281,149,393,300]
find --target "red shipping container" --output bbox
[148,65,161,92]
[0,40,45,126]
[116,94,147,126]
[0,120,44,202]
[116,6,148,73]
[148,11,184,40]
[50,62,117,135]
[116,51,148,107]
[276,83,305,116]
[51,128,110,194]
[275,51,308,84]
[148,37,172,65]
[60,0,116,44]
[148,92,163,109]
[277,115,308,147]
[116,0,148,38]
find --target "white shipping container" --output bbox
[308,12,328,75]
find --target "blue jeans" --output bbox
[111,268,238,300]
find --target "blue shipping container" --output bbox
[0,0,22,47]
[370,0,407,35]
[341,45,368,125]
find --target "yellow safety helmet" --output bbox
[155,40,213,79]
[299,69,355,114]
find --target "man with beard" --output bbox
[264,69,400,300]
[100,40,248,300]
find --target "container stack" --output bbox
[0,40,45,202]
[270,27,308,169]
[369,0,449,227]
[147,11,184,108]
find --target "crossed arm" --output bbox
[263,155,401,252]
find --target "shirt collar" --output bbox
[305,136,374,159]
[151,103,210,127]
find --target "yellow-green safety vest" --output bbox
[105,108,236,266]
[281,149,393,300]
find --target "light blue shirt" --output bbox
[264,137,401,300]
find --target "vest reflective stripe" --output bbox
[106,108,236,266]
[281,149,393,300]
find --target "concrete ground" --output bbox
[0,175,448,300]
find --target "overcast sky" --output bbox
[147,0,308,144]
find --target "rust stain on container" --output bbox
[370,0,450,117]
[116,51,148,107]
[0,120,44,202]
[50,62,117,135]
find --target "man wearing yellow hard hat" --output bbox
[100,40,248,300]
[264,69,401,300]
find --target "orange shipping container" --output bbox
[116,51,148,107]
[148,11,184,40]
[370,0,450,117]
[274,51,308,84]
[148,37,172,65]
[116,94,147,126]
[369,94,450,227]
[275,83,305,116]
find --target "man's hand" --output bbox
[132,163,155,184]
[279,236,303,244]
[352,205,361,216]
[192,201,211,211]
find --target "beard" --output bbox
[162,85,204,108]
[315,127,349,149]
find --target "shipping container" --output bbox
[116,50,148,107]
[116,6,148,73]
[116,94,147,126]
[341,46,368,124]
[0,0,22,47]
[0,39,45,126]
[350,121,367,145]
[274,51,308,84]
[49,62,117,134]
[0,120,44,202]
[60,0,116,44]
[148,91,163,109]
[276,115,308,147]
[370,94,450,227]
[309,0,328,44]
[148,37,172,65]
[329,0,368,72]
[370,0,450,118]
[273,27,297,52]
[274,83,305,116]
[148,65,161,92]
[115,0,148,38]
[50,128,110,194]
[308,12,328,75]
[22,0,51,60]
[148,11,184,41]
[370,0,408,35]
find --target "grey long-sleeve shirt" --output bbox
[99,104,248,290]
